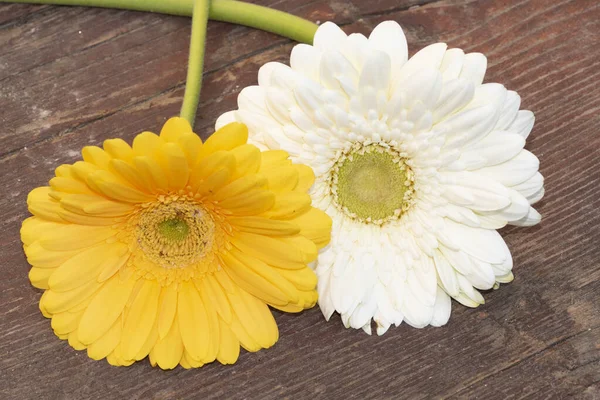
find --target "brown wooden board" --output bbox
[0,0,598,398]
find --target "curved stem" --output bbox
[1,0,318,44]
[180,0,209,127]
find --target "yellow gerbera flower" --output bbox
[21,117,331,369]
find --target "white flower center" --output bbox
[329,142,414,225]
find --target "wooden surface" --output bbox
[1,0,599,398]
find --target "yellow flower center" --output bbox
[136,200,215,269]
[329,143,414,225]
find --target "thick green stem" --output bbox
[1,0,318,44]
[180,0,209,127]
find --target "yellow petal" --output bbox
[271,303,304,313]
[214,269,236,294]
[278,236,318,263]
[103,138,134,162]
[87,317,122,361]
[160,117,193,142]
[68,329,86,350]
[230,144,261,180]
[49,243,127,292]
[228,288,278,349]
[121,279,161,360]
[194,168,232,197]
[157,284,178,339]
[261,166,299,193]
[38,225,116,251]
[42,279,101,314]
[49,176,95,195]
[293,164,315,192]
[133,156,169,192]
[189,150,235,188]
[199,276,232,324]
[259,150,291,171]
[260,192,312,219]
[51,309,83,335]
[230,248,300,303]
[275,266,318,292]
[134,317,158,361]
[27,187,64,222]
[154,143,190,190]
[229,315,260,352]
[198,122,248,159]
[228,216,300,236]
[132,131,164,157]
[221,252,289,307]
[177,281,209,361]
[198,286,220,363]
[216,317,239,365]
[71,161,99,182]
[25,242,81,269]
[77,274,136,345]
[60,194,135,217]
[218,189,275,216]
[109,159,150,192]
[150,320,183,369]
[82,146,111,168]
[231,232,306,269]
[97,248,131,283]
[29,267,55,289]
[87,171,154,203]
[213,175,267,202]
[21,217,60,246]
[289,207,332,249]
[57,208,119,226]
[177,131,203,167]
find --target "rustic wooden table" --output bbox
[1,0,599,399]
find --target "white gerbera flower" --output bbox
[216,21,544,335]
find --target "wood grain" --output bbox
[1,0,599,399]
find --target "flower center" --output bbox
[329,143,414,224]
[136,200,215,269]
[157,218,190,242]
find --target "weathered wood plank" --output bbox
[0,0,598,399]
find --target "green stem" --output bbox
[180,0,209,127]
[1,0,318,44]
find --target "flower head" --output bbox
[22,118,331,368]
[217,21,544,334]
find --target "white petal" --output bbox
[495,91,521,130]
[475,150,539,186]
[510,206,542,227]
[478,188,530,222]
[433,78,475,123]
[320,50,359,95]
[215,111,238,130]
[369,21,408,71]
[313,21,348,51]
[433,250,459,296]
[397,68,443,110]
[459,52,487,85]
[238,86,268,115]
[508,110,535,139]
[511,172,544,200]
[430,286,451,327]
[441,171,511,211]
[467,131,525,168]
[290,43,322,82]
[359,49,391,91]
[444,219,509,265]
[439,48,465,81]
[396,43,448,83]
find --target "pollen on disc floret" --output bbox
[328,141,415,225]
